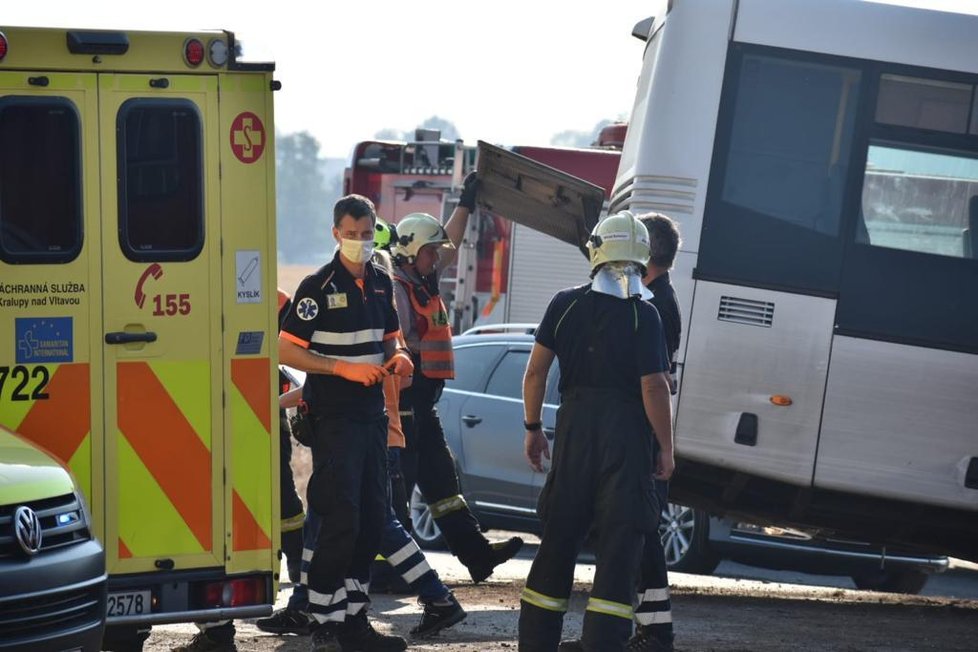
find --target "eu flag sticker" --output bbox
[16,317,73,364]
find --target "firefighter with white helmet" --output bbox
[391,175,524,585]
[520,211,674,651]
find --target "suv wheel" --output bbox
[659,502,721,574]
[410,485,446,550]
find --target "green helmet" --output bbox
[374,218,397,251]
[586,211,651,273]
[391,213,453,263]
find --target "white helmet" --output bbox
[586,211,651,273]
[392,213,454,263]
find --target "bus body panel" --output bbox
[677,281,835,485]
[817,337,978,511]
[735,0,978,77]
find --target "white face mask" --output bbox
[340,238,375,264]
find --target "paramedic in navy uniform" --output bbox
[279,194,413,652]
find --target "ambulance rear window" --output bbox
[0,97,82,264]
[118,99,203,261]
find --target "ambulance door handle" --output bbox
[105,331,158,345]
[461,415,482,427]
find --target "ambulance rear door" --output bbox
[98,73,224,574]
[0,71,104,535]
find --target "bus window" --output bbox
[875,75,973,135]
[117,99,203,262]
[859,144,978,259]
[0,98,82,264]
[700,50,861,294]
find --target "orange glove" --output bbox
[384,351,415,378]
[333,360,387,386]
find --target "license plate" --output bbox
[107,590,151,618]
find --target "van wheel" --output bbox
[101,625,150,652]
[659,503,721,574]
[851,568,929,594]
[410,485,447,550]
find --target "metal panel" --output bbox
[816,336,978,511]
[476,141,605,253]
[735,0,978,76]
[505,223,591,325]
[676,281,835,485]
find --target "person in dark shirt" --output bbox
[629,212,683,652]
[279,194,414,652]
[519,212,675,652]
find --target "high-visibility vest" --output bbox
[396,278,455,380]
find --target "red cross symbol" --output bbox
[230,112,266,163]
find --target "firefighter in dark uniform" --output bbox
[519,211,675,652]
[279,194,414,652]
[630,213,683,652]
[390,174,523,584]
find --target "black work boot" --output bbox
[256,607,313,635]
[626,626,675,651]
[309,622,342,652]
[410,592,467,638]
[467,536,524,583]
[557,641,584,652]
[339,613,407,651]
[173,623,237,652]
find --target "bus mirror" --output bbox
[632,16,654,42]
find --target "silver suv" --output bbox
[409,327,947,594]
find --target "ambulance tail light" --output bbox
[194,576,267,608]
[184,38,205,67]
[0,32,7,62]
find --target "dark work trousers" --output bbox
[636,432,673,636]
[388,447,411,530]
[519,389,659,652]
[279,410,305,584]
[290,454,450,611]
[305,415,388,624]
[399,373,492,569]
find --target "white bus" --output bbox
[479,0,978,562]
[611,0,978,561]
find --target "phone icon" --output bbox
[134,263,164,309]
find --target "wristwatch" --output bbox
[523,420,542,431]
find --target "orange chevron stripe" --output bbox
[232,490,272,551]
[119,538,132,559]
[17,363,90,465]
[231,358,271,433]
[118,362,212,551]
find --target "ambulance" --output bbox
[0,26,279,644]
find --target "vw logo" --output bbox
[13,506,42,556]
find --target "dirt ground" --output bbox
[144,573,978,652]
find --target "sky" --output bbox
[4,0,972,161]
[4,0,664,159]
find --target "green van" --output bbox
[0,428,106,651]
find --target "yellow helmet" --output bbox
[391,213,453,263]
[586,211,651,273]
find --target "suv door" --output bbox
[455,346,539,513]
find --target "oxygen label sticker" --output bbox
[16,317,73,364]
[236,250,262,304]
